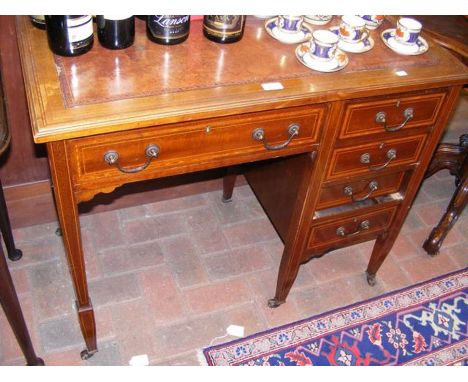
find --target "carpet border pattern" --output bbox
[203,268,467,366]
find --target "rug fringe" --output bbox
[196,348,209,366]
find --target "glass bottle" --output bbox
[44,15,94,57]
[203,16,246,43]
[97,15,135,49]
[147,15,190,45]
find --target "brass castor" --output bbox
[8,248,22,262]
[80,349,97,360]
[366,272,377,287]
[28,357,45,366]
[267,298,285,308]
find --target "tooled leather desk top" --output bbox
[54,17,437,108]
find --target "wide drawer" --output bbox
[338,89,447,140]
[325,134,427,181]
[69,105,325,189]
[307,205,398,251]
[317,170,408,210]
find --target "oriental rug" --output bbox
[203,268,467,366]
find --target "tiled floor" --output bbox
[1,95,466,366]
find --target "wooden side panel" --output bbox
[245,153,316,242]
[0,16,49,186]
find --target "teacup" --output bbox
[309,29,339,61]
[395,17,422,45]
[276,15,303,34]
[339,15,369,43]
[358,15,384,30]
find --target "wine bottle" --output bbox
[97,15,135,49]
[203,16,246,44]
[44,16,94,57]
[147,15,190,45]
[30,15,46,30]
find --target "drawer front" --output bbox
[317,171,406,210]
[70,105,325,187]
[339,90,447,140]
[326,134,426,181]
[307,206,398,250]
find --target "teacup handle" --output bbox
[309,40,316,54]
[361,29,369,41]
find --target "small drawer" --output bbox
[317,171,407,210]
[69,105,326,192]
[326,134,426,181]
[307,206,398,251]
[339,89,447,140]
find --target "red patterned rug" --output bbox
[203,268,467,366]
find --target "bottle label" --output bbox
[148,15,190,40]
[67,16,93,43]
[102,15,133,21]
[204,16,245,36]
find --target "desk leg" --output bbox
[47,142,97,359]
[222,166,239,203]
[268,246,302,308]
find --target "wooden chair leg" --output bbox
[423,169,468,256]
[0,239,44,365]
[0,178,22,261]
[423,134,468,255]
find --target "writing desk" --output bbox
[17,16,468,358]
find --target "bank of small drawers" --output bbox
[319,88,450,206]
[309,89,449,251]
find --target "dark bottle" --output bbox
[147,15,190,45]
[44,16,94,57]
[97,15,135,49]
[30,15,46,30]
[203,16,246,44]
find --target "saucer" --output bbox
[330,27,374,53]
[295,43,349,73]
[381,28,429,55]
[303,15,333,25]
[265,17,314,44]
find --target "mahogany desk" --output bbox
[16,16,468,358]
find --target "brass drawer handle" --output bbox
[103,144,160,174]
[336,220,370,237]
[360,148,397,171]
[252,123,300,151]
[375,108,414,132]
[343,180,379,202]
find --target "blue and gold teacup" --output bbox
[309,29,339,61]
[339,15,369,44]
[395,17,422,45]
[276,15,304,34]
[358,15,384,30]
